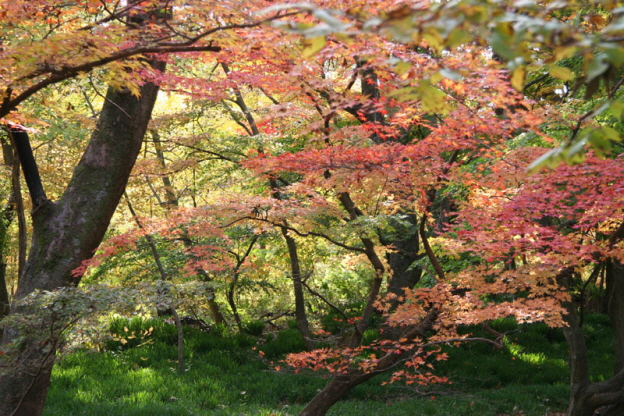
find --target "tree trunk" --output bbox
[600,259,624,416]
[0,136,16,329]
[298,311,436,416]
[281,227,314,350]
[384,212,422,308]
[562,263,624,416]
[0,264,10,327]
[149,132,226,325]
[0,59,165,416]
[298,372,379,416]
[227,280,244,332]
[607,259,624,373]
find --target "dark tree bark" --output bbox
[281,227,314,350]
[607,259,624,374]
[0,59,166,416]
[383,212,423,308]
[561,262,624,416]
[0,136,17,329]
[8,129,47,208]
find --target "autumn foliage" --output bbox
[0,0,623,415]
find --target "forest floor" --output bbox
[43,315,613,415]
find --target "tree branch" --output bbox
[7,128,47,209]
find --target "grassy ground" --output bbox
[44,315,614,415]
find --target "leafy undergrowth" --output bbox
[44,315,614,415]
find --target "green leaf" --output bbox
[447,29,473,49]
[394,61,412,76]
[388,87,419,102]
[596,126,621,142]
[588,133,612,156]
[608,100,624,121]
[527,148,562,172]
[600,44,624,66]
[586,54,609,82]
[565,136,588,163]
[430,71,444,84]
[423,30,444,52]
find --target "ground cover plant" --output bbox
[0,1,622,415]
[43,315,612,415]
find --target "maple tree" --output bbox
[0,0,622,415]
[0,1,300,415]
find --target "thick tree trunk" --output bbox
[0,136,16,329]
[607,259,624,373]
[298,372,379,416]
[0,60,165,416]
[0,264,10,326]
[384,212,422,308]
[599,259,624,416]
[563,262,624,416]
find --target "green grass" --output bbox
[44,315,615,415]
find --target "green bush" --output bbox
[105,316,210,350]
[243,320,266,336]
[259,328,306,358]
[105,317,169,350]
[362,329,379,346]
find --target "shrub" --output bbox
[105,317,167,350]
[260,328,306,358]
[243,320,266,336]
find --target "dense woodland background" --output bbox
[0,1,622,415]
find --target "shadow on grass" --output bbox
[44,315,614,415]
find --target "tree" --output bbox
[244,2,623,414]
[0,1,621,415]
[0,1,295,414]
[0,56,165,415]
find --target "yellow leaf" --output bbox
[423,30,444,52]
[511,66,526,91]
[548,65,574,81]
[430,71,443,85]
[417,81,450,115]
[302,36,326,58]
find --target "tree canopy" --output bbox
[0,1,622,415]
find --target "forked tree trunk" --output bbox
[384,212,422,309]
[0,59,165,416]
[607,259,624,374]
[562,261,624,416]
